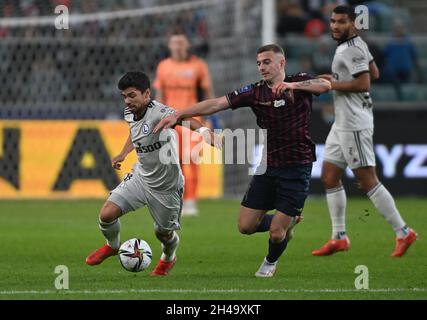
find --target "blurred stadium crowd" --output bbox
[0,0,209,39]
[0,0,426,119]
[276,0,425,102]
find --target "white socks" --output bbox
[326,186,347,239]
[99,219,121,250]
[327,183,408,239]
[367,183,407,236]
[99,220,181,259]
[160,232,180,262]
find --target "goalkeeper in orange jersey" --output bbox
[154,32,215,216]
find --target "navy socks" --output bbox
[266,237,288,263]
[256,214,273,232]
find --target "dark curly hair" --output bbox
[118,71,150,93]
[333,5,356,22]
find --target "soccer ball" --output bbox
[118,238,152,272]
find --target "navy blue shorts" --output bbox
[241,164,312,217]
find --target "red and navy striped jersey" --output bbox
[226,73,316,167]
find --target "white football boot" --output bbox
[255,258,277,278]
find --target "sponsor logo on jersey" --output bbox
[178,69,194,78]
[142,123,149,134]
[273,100,286,108]
[256,100,287,108]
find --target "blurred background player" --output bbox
[154,44,331,277]
[85,71,220,275]
[313,5,417,257]
[154,32,215,216]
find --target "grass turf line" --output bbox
[0,198,425,300]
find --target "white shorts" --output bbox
[323,127,376,170]
[108,172,184,232]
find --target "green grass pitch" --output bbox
[0,197,425,300]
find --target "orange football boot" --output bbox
[391,229,418,257]
[85,244,118,266]
[312,237,350,256]
[150,258,177,276]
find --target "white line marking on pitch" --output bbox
[0,288,426,295]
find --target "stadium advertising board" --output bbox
[0,121,222,199]
[223,108,427,197]
[308,109,427,195]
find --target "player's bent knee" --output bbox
[154,227,173,242]
[237,211,260,235]
[238,223,256,235]
[157,233,173,243]
[355,174,379,193]
[322,175,342,189]
[269,229,286,243]
[321,174,337,189]
[99,201,122,223]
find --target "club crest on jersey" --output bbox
[142,123,150,134]
[273,99,286,108]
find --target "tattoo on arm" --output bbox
[294,79,325,87]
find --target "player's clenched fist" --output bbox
[271,82,295,97]
[111,154,126,170]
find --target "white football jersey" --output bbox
[332,35,374,131]
[124,100,184,191]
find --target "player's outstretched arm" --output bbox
[153,96,230,133]
[111,133,134,170]
[178,96,230,119]
[272,78,331,96]
[324,72,371,93]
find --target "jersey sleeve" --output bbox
[342,46,370,77]
[159,106,176,120]
[226,84,255,110]
[154,104,179,129]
